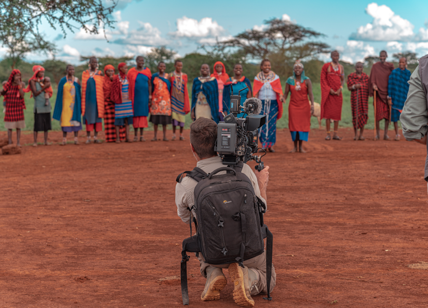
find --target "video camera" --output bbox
[215,85,267,171]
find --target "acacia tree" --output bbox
[1,0,118,68]
[215,18,330,78]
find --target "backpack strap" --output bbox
[181,235,200,305]
[230,161,244,173]
[262,224,273,301]
[176,167,209,184]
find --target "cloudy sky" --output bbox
[24,0,428,64]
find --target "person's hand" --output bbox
[330,89,335,95]
[373,84,378,91]
[280,95,285,103]
[356,83,361,89]
[191,109,195,120]
[255,166,269,189]
[310,105,314,115]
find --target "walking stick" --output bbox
[373,90,377,141]
[356,87,359,139]
[388,97,392,123]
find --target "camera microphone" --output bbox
[243,98,262,115]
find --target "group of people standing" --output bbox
[321,50,411,142]
[1,52,412,151]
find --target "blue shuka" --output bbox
[53,77,82,124]
[134,73,150,117]
[191,77,220,123]
[223,77,252,115]
[388,67,411,123]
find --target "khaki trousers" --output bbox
[197,251,276,295]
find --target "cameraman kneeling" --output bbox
[175,117,276,307]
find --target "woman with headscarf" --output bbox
[150,62,172,141]
[103,64,126,143]
[25,65,53,146]
[111,62,134,143]
[53,65,82,145]
[127,56,152,142]
[253,59,284,152]
[211,61,229,117]
[284,61,315,153]
[191,64,220,123]
[223,63,252,116]
[1,70,26,146]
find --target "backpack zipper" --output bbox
[208,201,228,256]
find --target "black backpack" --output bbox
[177,162,273,305]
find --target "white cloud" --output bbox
[124,45,155,58]
[416,27,428,41]
[74,25,112,40]
[282,14,291,22]
[171,17,224,38]
[63,45,80,57]
[198,35,233,45]
[332,40,375,63]
[386,41,403,51]
[349,3,414,41]
[113,22,168,46]
[407,42,428,54]
[92,47,115,57]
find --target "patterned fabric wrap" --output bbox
[151,73,171,116]
[103,65,125,142]
[259,99,279,149]
[170,72,190,115]
[347,72,369,129]
[114,78,134,119]
[81,70,105,118]
[320,62,343,121]
[3,70,26,122]
[388,68,411,122]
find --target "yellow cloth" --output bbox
[61,81,76,127]
[172,111,185,123]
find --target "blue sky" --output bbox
[17,0,428,64]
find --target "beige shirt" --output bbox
[175,156,267,224]
[401,67,428,140]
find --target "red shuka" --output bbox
[253,79,284,119]
[320,62,343,121]
[288,81,311,132]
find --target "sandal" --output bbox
[358,136,365,141]
[32,143,38,147]
[151,138,157,142]
[85,139,91,144]
[60,140,67,146]
[163,138,169,141]
[268,147,275,153]
[133,136,138,142]
[384,135,390,141]
[325,134,331,141]
[126,139,133,143]
[172,135,176,141]
[394,134,400,141]
[94,139,101,144]
[179,136,185,141]
[140,137,145,142]
[333,135,342,140]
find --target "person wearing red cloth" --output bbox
[347,62,369,141]
[284,61,314,153]
[1,70,26,146]
[321,50,344,140]
[103,64,126,143]
[211,61,229,116]
[127,56,152,142]
[369,50,394,140]
[253,59,284,152]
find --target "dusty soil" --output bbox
[1,127,428,308]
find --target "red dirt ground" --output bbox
[1,127,428,308]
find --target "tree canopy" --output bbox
[1,0,118,67]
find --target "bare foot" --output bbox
[384,135,390,141]
[289,148,297,153]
